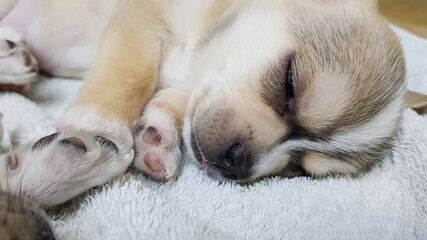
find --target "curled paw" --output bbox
[0,27,38,92]
[0,131,133,208]
[133,104,182,182]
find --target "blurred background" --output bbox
[379,0,427,39]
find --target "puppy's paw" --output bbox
[57,106,135,152]
[0,132,134,208]
[0,27,38,91]
[133,103,182,182]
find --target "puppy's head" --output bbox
[183,0,406,181]
[0,132,132,208]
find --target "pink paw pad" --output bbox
[143,152,165,172]
[143,126,162,146]
[142,127,166,172]
[133,107,182,182]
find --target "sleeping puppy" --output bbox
[0,0,406,206]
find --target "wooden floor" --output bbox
[378,0,427,39]
[379,0,427,114]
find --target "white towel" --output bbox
[0,26,426,240]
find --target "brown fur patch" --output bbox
[288,6,406,135]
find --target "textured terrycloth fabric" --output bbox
[0,26,426,240]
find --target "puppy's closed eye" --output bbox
[285,59,295,108]
[261,54,297,117]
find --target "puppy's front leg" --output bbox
[58,6,165,153]
[0,3,169,207]
[133,88,190,182]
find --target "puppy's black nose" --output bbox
[225,143,244,167]
[210,142,251,180]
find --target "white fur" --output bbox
[0,92,53,151]
[189,7,291,92]
[183,116,196,164]
[158,0,217,90]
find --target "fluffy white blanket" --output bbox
[0,26,426,240]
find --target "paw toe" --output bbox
[143,126,162,146]
[143,151,166,172]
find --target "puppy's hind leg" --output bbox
[133,88,190,182]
